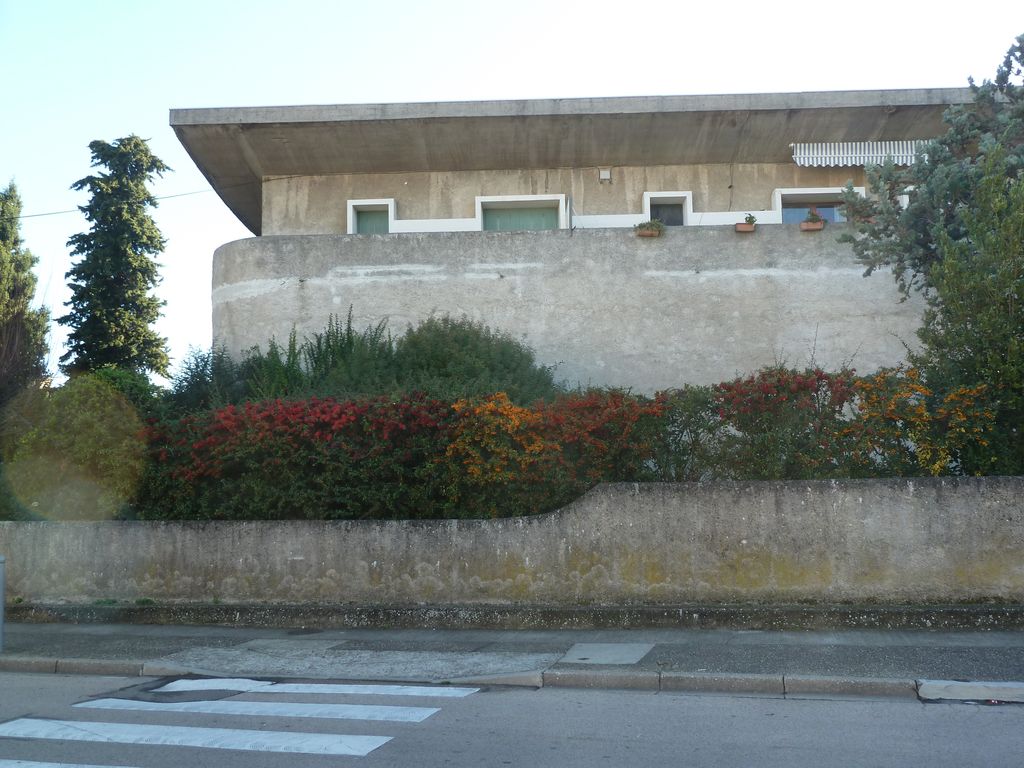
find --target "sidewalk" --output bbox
[2,622,1024,701]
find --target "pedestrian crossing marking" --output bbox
[152,678,479,697]
[76,697,439,722]
[0,719,390,757]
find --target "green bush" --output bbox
[164,312,561,414]
[646,385,724,482]
[393,316,561,404]
[1,374,146,520]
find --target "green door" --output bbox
[356,209,389,234]
[482,207,558,232]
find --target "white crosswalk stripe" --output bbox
[76,696,440,722]
[153,677,479,697]
[0,719,390,757]
[0,676,478,763]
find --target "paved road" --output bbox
[1,671,1023,767]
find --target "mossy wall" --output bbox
[2,478,1022,606]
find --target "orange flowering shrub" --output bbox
[441,390,664,517]
[847,367,995,476]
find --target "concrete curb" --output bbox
[0,656,58,674]
[541,668,919,698]
[542,668,661,690]
[0,655,983,700]
[783,675,918,699]
[660,672,784,695]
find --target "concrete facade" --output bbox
[171,89,970,234]
[261,164,864,235]
[3,478,1022,607]
[171,89,971,388]
[213,225,923,390]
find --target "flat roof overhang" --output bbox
[170,89,971,235]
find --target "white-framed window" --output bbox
[642,192,693,226]
[773,187,865,224]
[347,199,395,234]
[475,195,567,232]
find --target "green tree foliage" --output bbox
[841,35,1023,293]
[0,181,48,409]
[840,36,1024,474]
[916,155,1024,473]
[1,374,146,520]
[59,136,170,376]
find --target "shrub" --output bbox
[164,346,245,415]
[164,313,561,414]
[392,316,561,404]
[136,393,455,520]
[440,390,665,518]
[845,366,996,476]
[712,366,858,480]
[1,374,146,520]
[647,385,724,481]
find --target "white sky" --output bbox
[1,0,1019,380]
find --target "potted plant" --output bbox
[800,207,825,231]
[635,219,666,238]
[735,213,756,233]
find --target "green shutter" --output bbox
[482,207,558,232]
[356,209,389,234]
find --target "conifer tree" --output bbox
[59,136,170,375]
[0,181,49,408]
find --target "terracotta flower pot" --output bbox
[800,220,825,231]
[636,229,661,237]
[735,222,756,233]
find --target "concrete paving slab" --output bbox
[159,640,564,683]
[560,643,655,665]
[917,679,1024,702]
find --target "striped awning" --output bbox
[791,140,927,167]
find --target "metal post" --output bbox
[0,554,5,653]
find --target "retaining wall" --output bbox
[2,478,1022,607]
[213,226,924,392]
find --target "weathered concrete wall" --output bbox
[213,225,922,390]
[262,164,864,235]
[2,479,1022,607]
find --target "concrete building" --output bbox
[171,89,970,390]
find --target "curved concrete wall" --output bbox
[212,226,923,391]
[2,479,1022,606]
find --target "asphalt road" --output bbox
[0,672,1022,767]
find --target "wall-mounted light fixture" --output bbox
[598,167,612,183]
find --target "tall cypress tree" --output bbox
[0,181,49,408]
[59,136,170,376]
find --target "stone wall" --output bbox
[213,226,923,391]
[2,479,1022,607]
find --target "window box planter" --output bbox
[799,220,825,231]
[734,222,756,233]
[634,219,665,238]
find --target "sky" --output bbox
[1,0,1019,382]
